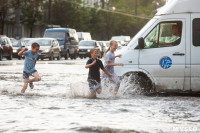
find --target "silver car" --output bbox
[28,38,61,60]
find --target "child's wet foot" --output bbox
[21,88,26,93]
[29,82,34,89]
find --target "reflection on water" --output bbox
[0,59,200,133]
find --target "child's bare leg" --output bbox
[29,72,41,83]
[89,90,96,98]
[96,89,101,94]
[21,78,29,93]
[113,88,118,96]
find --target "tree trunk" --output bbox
[135,0,138,15]
[101,0,104,9]
[30,25,33,37]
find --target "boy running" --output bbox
[85,48,112,97]
[18,43,41,93]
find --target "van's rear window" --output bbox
[193,18,200,46]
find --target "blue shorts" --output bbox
[88,82,102,90]
[23,70,37,79]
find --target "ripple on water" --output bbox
[71,126,142,133]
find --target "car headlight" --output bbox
[43,49,49,53]
[87,49,90,52]
[13,49,17,53]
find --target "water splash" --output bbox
[118,74,143,98]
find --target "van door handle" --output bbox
[173,52,185,56]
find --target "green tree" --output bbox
[20,0,44,37]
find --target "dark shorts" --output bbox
[88,81,102,90]
[23,70,37,79]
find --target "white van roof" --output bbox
[156,0,200,15]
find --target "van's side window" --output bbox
[144,21,182,48]
[193,18,200,46]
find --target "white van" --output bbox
[115,0,200,94]
[77,32,92,41]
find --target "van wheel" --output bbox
[0,51,2,61]
[120,72,154,95]
[49,53,53,61]
[74,53,77,59]
[65,52,69,60]
[70,55,74,60]
[8,52,13,60]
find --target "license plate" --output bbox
[79,52,86,54]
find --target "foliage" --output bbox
[20,0,44,37]
[4,0,166,39]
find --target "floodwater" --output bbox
[0,59,200,133]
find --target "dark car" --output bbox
[78,40,101,58]
[0,35,13,60]
[12,39,27,59]
[96,41,107,57]
[28,38,61,61]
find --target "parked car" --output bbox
[21,38,36,44]
[0,35,13,60]
[44,28,79,60]
[111,36,130,42]
[12,39,27,59]
[78,40,101,58]
[96,41,108,57]
[105,40,122,49]
[28,38,61,61]
[77,32,92,41]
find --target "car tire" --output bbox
[49,53,53,61]
[8,52,13,60]
[18,56,22,60]
[57,53,61,60]
[65,52,69,60]
[0,51,3,61]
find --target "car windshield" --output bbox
[28,39,51,46]
[79,41,95,46]
[44,32,65,41]
[12,41,20,47]
[23,38,35,44]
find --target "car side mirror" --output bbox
[138,37,144,49]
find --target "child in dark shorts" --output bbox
[85,48,112,97]
[18,43,41,93]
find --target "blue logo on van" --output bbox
[160,56,172,69]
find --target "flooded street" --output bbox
[0,59,200,133]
